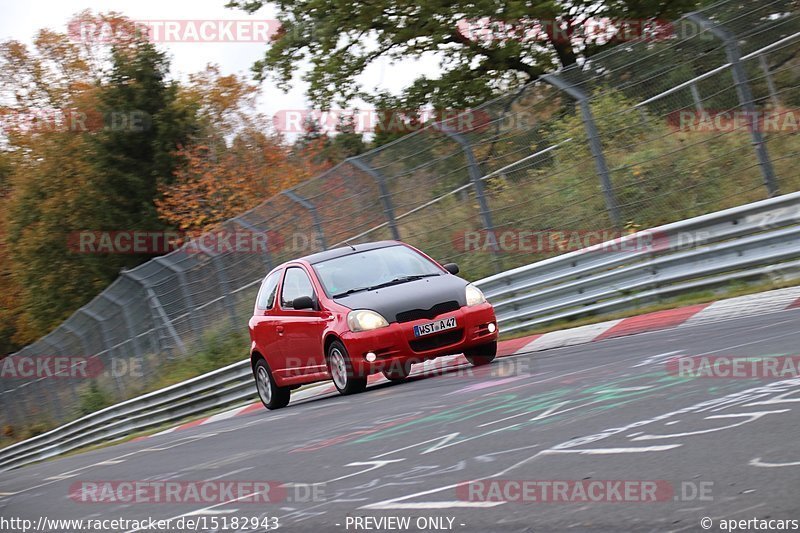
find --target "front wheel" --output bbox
[254,359,291,410]
[327,340,368,395]
[464,341,497,366]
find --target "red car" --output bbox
[248,241,498,409]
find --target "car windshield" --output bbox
[313,245,443,298]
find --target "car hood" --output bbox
[333,274,469,323]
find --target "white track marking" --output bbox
[542,445,682,454]
[749,457,800,468]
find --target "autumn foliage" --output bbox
[0,16,337,353]
[156,135,325,232]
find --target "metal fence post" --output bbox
[686,12,779,197]
[38,336,82,415]
[436,122,502,273]
[100,293,144,359]
[541,73,622,228]
[347,158,401,241]
[758,54,781,108]
[121,270,187,356]
[153,256,195,311]
[690,82,705,114]
[208,252,239,325]
[231,218,273,271]
[0,387,22,431]
[100,292,151,379]
[78,308,124,397]
[283,190,327,250]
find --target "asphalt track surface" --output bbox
[2,308,800,533]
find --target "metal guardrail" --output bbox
[480,190,800,333]
[2,191,800,471]
[0,360,255,472]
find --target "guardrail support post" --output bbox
[121,270,187,356]
[689,82,705,114]
[208,251,239,325]
[541,73,622,228]
[437,123,502,273]
[347,158,401,241]
[283,190,327,250]
[100,293,144,359]
[0,387,22,432]
[78,308,124,397]
[758,54,781,109]
[686,12,779,197]
[153,256,195,311]
[100,292,151,378]
[40,338,70,421]
[231,218,273,271]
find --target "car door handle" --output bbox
[276,326,284,335]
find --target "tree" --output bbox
[0,151,20,354]
[157,132,317,232]
[228,0,703,110]
[330,113,367,159]
[1,27,107,344]
[157,67,326,233]
[1,16,197,344]
[84,34,197,230]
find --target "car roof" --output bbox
[297,240,402,265]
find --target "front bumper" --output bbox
[340,302,498,375]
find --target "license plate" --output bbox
[413,316,457,337]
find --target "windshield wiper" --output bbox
[332,286,372,298]
[332,274,440,298]
[364,273,440,290]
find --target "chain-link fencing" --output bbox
[2,0,799,433]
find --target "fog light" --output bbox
[488,323,497,333]
[365,352,377,362]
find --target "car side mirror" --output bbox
[291,295,316,310]
[443,263,460,275]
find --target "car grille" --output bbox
[409,329,464,352]
[396,301,460,323]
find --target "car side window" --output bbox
[281,267,315,309]
[256,271,281,310]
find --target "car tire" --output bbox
[254,358,291,410]
[382,360,413,382]
[327,340,368,395]
[464,341,497,366]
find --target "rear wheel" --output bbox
[464,341,497,366]
[382,360,413,382]
[327,340,368,395]
[254,358,291,410]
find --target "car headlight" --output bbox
[347,310,390,332]
[466,283,486,306]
